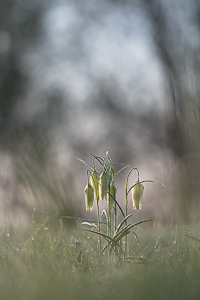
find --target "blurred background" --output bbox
[0,0,200,225]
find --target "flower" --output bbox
[108,183,117,211]
[91,171,100,201]
[84,183,94,211]
[99,172,110,200]
[132,182,144,209]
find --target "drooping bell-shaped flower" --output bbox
[108,183,117,211]
[91,170,100,201]
[132,182,144,209]
[84,183,94,211]
[99,172,110,200]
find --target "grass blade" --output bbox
[83,229,115,242]
[107,190,125,218]
[62,216,106,225]
[77,157,94,170]
[101,239,125,255]
[114,219,152,243]
[186,235,200,243]
[114,164,129,177]
[114,213,135,237]
[88,153,104,167]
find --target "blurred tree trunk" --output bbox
[142,0,200,221]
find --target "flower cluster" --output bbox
[83,154,144,212]
[78,152,163,260]
[84,170,118,211]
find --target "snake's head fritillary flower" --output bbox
[84,183,94,211]
[91,171,100,201]
[99,172,110,201]
[132,182,144,209]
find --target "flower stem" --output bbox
[125,167,139,257]
[96,199,101,255]
[107,186,111,261]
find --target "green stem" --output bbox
[108,186,112,238]
[127,180,166,195]
[97,199,101,255]
[114,198,117,232]
[107,187,111,261]
[125,167,139,217]
[125,167,139,257]
[114,197,117,263]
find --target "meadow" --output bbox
[1,151,200,300]
[1,212,200,300]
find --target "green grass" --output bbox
[1,212,200,300]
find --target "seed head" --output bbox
[132,183,144,209]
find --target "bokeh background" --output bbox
[0,0,200,225]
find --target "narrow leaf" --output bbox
[107,190,125,218]
[114,219,152,243]
[83,229,115,243]
[89,153,104,167]
[101,239,125,255]
[186,235,200,243]
[114,164,129,177]
[114,213,135,237]
[62,216,106,225]
[77,157,94,170]
[82,222,98,228]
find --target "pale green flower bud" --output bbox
[99,172,109,200]
[108,183,117,211]
[91,171,100,201]
[132,183,144,209]
[84,184,94,211]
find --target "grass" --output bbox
[1,151,200,299]
[1,212,200,300]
